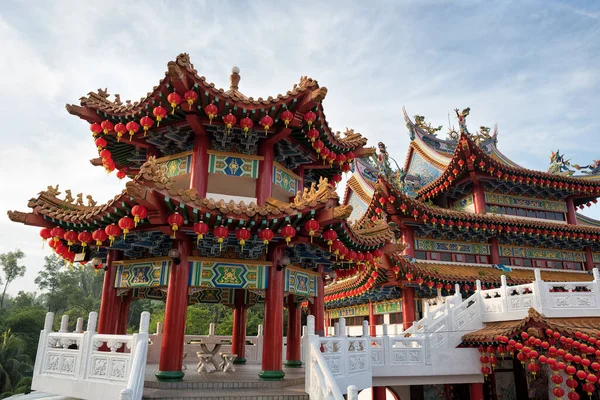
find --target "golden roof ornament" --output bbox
[414,115,442,136]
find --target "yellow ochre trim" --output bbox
[208,150,265,161]
[155,151,193,164]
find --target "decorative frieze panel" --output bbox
[329,304,369,319]
[499,245,585,262]
[374,300,402,315]
[284,266,318,297]
[156,152,192,178]
[273,163,299,194]
[415,238,490,255]
[456,195,474,209]
[208,151,260,178]
[188,259,269,289]
[485,192,567,212]
[114,259,170,288]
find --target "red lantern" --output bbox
[131,205,148,227]
[214,225,229,251]
[582,383,595,397]
[40,228,52,248]
[307,128,319,142]
[204,103,218,124]
[481,366,491,378]
[77,231,93,254]
[323,229,337,251]
[51,227,66,243]
[259,228,274,253]
[281,109,294,127]
[236,228,251,250]
[184,90,198,110]
[240,116,254,135]
[281,224,296,246]
[372,248,383,260]
[416,277,424,287]
[331,240,344,259]
[111,122,126,142]
[167,92,181,114]
[92,229,108,246]
[223,111,236,134]
[260,115,273,134]
[95,137,107,150]
[167,213,185,238]
[116,170,126,179]
[576,370,587,380]
[140,116,153,137]
[126,121,140,140]
[337,153,347,167]
[104,224,122,246]
[101,120,114,134]
[304,111,316,126]
[118,217,135,239]
[63,230,78,250]
[405,272,413,282]
[90,123,102,137]
[313,139,325,153]
[193,221,209,245]
[153,106,167,126]
[304,219,320,243]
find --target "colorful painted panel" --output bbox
[157,153,192,178]
[114,260,170,288]
[407,152,443,188]
[284,267,318,297]
[208,153,259,178]
[329,304,369,319]
[456,195,474,209]
[485,192,567,212]
[415,238,490,255]
[273,164,298,194]
[188,288,234,304]
[374,300,402,315]
[347,192,369,222]
[594,254,600,264]
[131,287,167,301]
[499,246,585,262]
[355,158,378,184]
[188,261,269,289]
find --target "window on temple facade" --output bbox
[485,204,565,221]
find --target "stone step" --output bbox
[142,384,308,400]
[145,377,305,391]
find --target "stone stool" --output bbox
[196,352,215,373]
[219,352,237,372]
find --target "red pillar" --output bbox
[285,295,302,367]
[469,382,484,400]
[402,225,415,258]
[98,249,122,334]
[260,245,285,380]
[155,238,191,381]
[231,289,247,364]
[402,287,416,330]
[325,311,331,336]
[566,197,578,225]
[585,246,594,271]
[372,386,387,400]
[473,183,486,214]
[256,142,274,206]
[115,294,131,335]
[308,265,325,336]
[489,237,500,265]
[190,132,210,197]
[369,302,377,336]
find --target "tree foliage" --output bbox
[0,250,26,309]
[0,329,32,397]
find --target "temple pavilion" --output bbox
[9,54,600,399]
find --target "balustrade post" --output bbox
[35,312,55,375]
[347,385,358,400]
[594,268,600,308]
[209,323,215,336]
[339,318,347,337]
[75,317,84,333]
[362,320,369,337]
[59,315,69,333]
[82,312,98,380]
[382,324,388,336]
[334,322,339,336]
[500,275,509,313]
[156,322,163,335]
[533,268,544,312]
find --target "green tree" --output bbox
[9,292,38,310]
[0,250,26,308]
[0,329,33,397]
[34,255,65,313]
[5,308,46,361]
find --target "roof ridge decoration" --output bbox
[549,150,600,177]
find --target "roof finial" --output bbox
[230,66,240,91]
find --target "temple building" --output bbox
[8,54,600,400]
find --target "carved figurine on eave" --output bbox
[572,159,600,175]
[373,142,409,194]
[455,107,471,135]
[414,115,443,136]
[548,150,575,176]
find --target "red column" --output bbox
[566,197,578,225]
[115,294,132,335]
[190,132,210,197]
[402,287,416,330]
[585,246,594,271]
[325,311,331,336]
[98,249,122,334]
[489,237,500,265]
[155,238,191,381]
[309,265,325,336]
[469,382,484,400]
[372,386,387,400]
[402,225,415,258]
[260,246,285,380]
[369,302,377,336]
[256,142,274,205]
[473,183,486,214]
[285,295,302,367]
[231,289,247,364]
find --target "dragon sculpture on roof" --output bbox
[548,150,600,176]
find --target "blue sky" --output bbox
[1,0,599,295]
